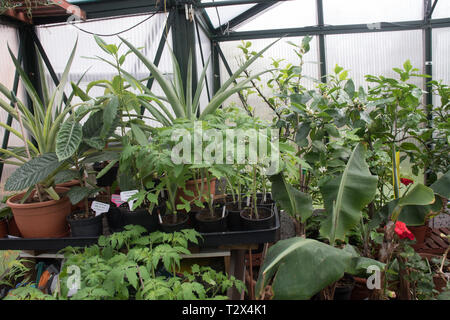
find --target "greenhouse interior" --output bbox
[0,0,449,303]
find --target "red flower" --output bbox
[400,178,414,186]
[394,221,415,241]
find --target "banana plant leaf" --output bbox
[255,237,383,300]
[319,143,378,244]
[270,173,313,223]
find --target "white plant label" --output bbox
[121,190,139,210]
[222,206,226,218]
[246,196,250,207]
[91,201,110,216]
[158,213,163,224]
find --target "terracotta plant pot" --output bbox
[176,178,216,205]
[6,187,71,238]
[408,225,429,244]
[351,277,370,300]
[0,218,7,238]
[56,180,80,188]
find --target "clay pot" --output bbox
[351,277,370,300]
[0,218,7,238]
[408,225,429,244]
[6,187,71,238]
[176,178,216,205]
[56,180,80,188]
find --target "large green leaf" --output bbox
[67,186,99,205]
[391,184,436,221]
[430,170,450,199]
[56,120,83,161]
[101,96,119,138]
[255,238,351,300]
[319,143,378,244]
[371,185,442,227]
[5,153,61,191]
[270,173,313,223]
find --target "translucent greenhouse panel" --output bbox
[325,30,424,89]
[433,28,450,86]
[323,0,424,25]
[36,13,174,127]
[236,0,317,31]
[195,22,213,113]
[432,0,450,19]
[0,24,29,186]
[220,37,319,120]
[205,3,255,29]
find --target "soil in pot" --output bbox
[0,218,7,238]
[334,274,355,300]
[7,187,71,238]
[194,207,228,233]
[240,207,274,231]
[160,212,190,233]
[67,209,104,237]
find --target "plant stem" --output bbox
[252,165,258,219]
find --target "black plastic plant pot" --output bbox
[224,202,243,231]
[67,212,104,237]
[120,207,159,233]
[334,274,355,300]
[194,208,228,233]
[93,162,119,187]
[160,212,190,233]
[240,207,274,231]
[106,206,126,233]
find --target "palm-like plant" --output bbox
[0,41,83,201]
[118,37,279,125]
[0,41,108,202]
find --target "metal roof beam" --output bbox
[214,1,279,34]
[213,18,450,41]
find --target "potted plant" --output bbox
[192,168,228,233]
[0,42,84,238]
[240,164,274,231]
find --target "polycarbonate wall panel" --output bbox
[0,24,30,185]
[325,30,424,89]
[432,0,450,19]
[323,0,424,25]
[236,0,317,31]
[220,37,319,120]
[433,28,450,85]
[36,13,174,126]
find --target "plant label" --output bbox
[121,190,139,210]
[91,201,110,216]
[246,196,250,207]
[111,194,125,207]
[158,213,163,224]
[222,206,226,218]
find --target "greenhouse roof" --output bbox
[1,1,450,42]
